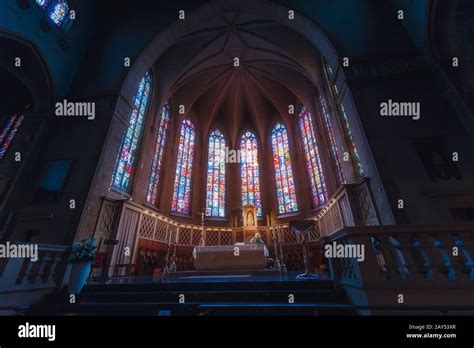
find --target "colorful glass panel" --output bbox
[297,106,327,208]
[271,123,298,215]
[340,104,364,176]
[35,0,51,9]
[205,129,226,217]
[146,103,171,205]
[319,96,344,183]
[0,114,24,159]
[111,72,152,192]
[240,131,262,217]
[48,0,69,26]
[171,119,195,215]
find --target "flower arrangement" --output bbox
[249,232,264,245]
[69,236,97,263]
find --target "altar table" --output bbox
[192,244,269,271]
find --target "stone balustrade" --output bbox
[323,224,474,313]
[0,243,69,308]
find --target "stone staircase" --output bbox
[30,279,355,316]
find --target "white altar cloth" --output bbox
[192,244,269,259]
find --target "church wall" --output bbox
[0,0,99,96]
[3,0,464,246]
[68,1,206,99]
[390,0,430,50]
[71,0,419,239]
[281,0,416,58]
[344,67,474,224]
[3,96,122,244]
[67,0,416,98]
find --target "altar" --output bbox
[192,205,270,271]
[192,244,269,271]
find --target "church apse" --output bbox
[0,0,473,336]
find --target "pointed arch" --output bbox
[340,104,364,176]
[319,96,344,183]
[297,105,327,208]
[240,130,262,217]
[146,102,172,205]
[171,118,195,215]
[205,129,226,217]
[0,114,24,159]
[271,122,298,215]
[111,71,152,193]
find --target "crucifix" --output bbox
[198,209,206,246]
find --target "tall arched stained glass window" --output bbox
[297,106,327,208]
[146,103,171,205]
[111,71,152,192]
[48,0,69,27]
[340,104,364,176]
[319,96,344,183]
[271,123,298,215]
[0,114,24,160]
[205,129,226,217]
[240,131,262,217]
[171,119,195,215]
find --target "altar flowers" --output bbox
[250,232,264,245]
[68,236,96,294]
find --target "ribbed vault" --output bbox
[152,11,323,146]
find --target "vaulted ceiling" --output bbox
[152,12,323,146]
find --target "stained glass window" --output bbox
[319,96,344,183]
[35,0,51,9]
[205,129,226,217]
[271,123,298,215]
[340,104,364,176]
[48,0,69,27]
[325,63,333,79]
[111,72,152,192]
[297,106,327,208]
[146,103,171,205]
[171,119,195,215]
[240,131,262,217]
[0,114,24,160]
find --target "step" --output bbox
[82,280,336,293]
[78,289,346,304]
[57,301,354,316]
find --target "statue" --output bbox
[247,211,255,226]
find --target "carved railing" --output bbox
[324,224,474,288]
[312,178,380,238]
[105,180,380,274]
[0,244,69,307]
[117,178,380,252]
